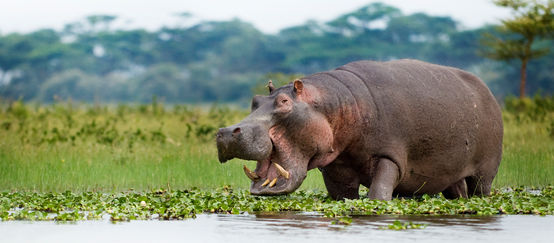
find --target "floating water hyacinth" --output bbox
[0,186,552,222]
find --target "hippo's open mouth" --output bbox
[243,145,307,195]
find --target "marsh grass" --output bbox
[0,101,327,192]
[0,99,552,192]
[493,112,553,187]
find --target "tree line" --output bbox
[0,2,553,105]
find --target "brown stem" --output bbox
[520,37,533,99]
[520,58,527,99]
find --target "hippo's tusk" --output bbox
[243,165,260,181]
[268,178,278,188]
[273,163,290,179]
[261,179,270,187]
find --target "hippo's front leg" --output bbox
[368,158,400,200]
[320,162,360,200]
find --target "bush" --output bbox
[504,94,554,122]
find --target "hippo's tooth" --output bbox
[261,179,270,187]
[243,165,260,181]
[273,163,290,179]
[268,178,278,188]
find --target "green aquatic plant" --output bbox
[0,186,552,222]
[381,220,427,230]
[331,216,353,225]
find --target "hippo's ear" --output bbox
[293,79,303,95]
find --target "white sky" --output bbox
[0,0,512,34]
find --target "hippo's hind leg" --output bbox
[320,162,360,200]
[466,174,494,197]
[443,173,495,198]
[442,178,469,199]
[465,157,500,197]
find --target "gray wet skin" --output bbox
[216,59,503,200]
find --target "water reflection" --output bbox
[0,214,551,243]
[216,213,502,233]
[213,213,550,242]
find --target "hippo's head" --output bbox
[216,80,334,195]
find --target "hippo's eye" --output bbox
[274,94,293,112]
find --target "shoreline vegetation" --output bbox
[0,96,552,220]
[1,187,552,221]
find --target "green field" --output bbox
[0,97,553,192]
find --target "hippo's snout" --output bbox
[216,125,241,163]
[217,126,242,138]
[216,123,272,163]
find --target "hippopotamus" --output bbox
[216,59,503,200]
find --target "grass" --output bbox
[0,102,327,192]
[0,141,325,191]
[496,113,553,187]
[0,99,552,192]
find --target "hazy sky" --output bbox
[0,0,512,34]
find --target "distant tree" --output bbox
[172,12,194,29]
[86,15,117,32]
[326,2,401,34]
[131,63,185,102]
[38,69,101,102]
[480,0,554,98]
[387,13,457,43]
[2,2,554,103]
[175,12,192,18]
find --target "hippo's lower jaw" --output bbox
[244,157,307,196]
[249,170,306,196]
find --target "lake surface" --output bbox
[1,213,552,243]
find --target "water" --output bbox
[1,214,552,243]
